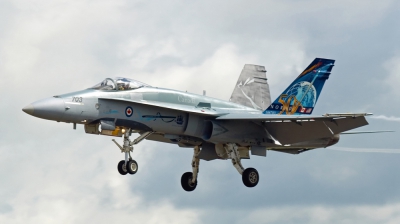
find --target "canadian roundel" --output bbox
[125,106,133,117]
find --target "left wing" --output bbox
[217,113,371,144]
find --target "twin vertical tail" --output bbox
[263,58,335,115]
[230,64,271,111]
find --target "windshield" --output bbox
[90,77,151,91]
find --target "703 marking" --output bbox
[72,97,83,102]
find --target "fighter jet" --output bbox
[22,58,371,191]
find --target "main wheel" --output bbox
[127,160,138,175]
[117,160,128,175]
[242,168,259,187]
[181,172,197,192]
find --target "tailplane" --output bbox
[229,64,271,111]
[263,58,335,115]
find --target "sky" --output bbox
[1,0,400,223]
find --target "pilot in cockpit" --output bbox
[90,77,149,91]
[117,80,130,90]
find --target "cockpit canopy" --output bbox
[90,77,151,91]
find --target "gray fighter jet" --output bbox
[22,58,371,191]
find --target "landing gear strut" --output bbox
[112,129,153,176]
[224,143,259,188]
[181,146,200,191]
[180,143,260,191]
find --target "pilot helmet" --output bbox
[116,79,129,90]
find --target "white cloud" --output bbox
[121,41,307,101]
[138,44,258,100]
[0,132,200,224]
[240,204,400,224]
[383,57,400,97]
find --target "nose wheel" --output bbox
[117,160,128,175]
[127,160,138,174]
[112,129,153,176]
[117,159,138,175]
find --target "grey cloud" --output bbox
[0,203,13,214]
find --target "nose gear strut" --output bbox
[112,129,154,175]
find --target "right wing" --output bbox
[217,113,371,145]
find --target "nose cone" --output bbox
[22,104,35,115]
[22,97,65,121]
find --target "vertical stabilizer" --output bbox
[230,64,271,111]
[263,58,335,115]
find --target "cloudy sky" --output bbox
[1,0,400,223]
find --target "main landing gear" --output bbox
[181,146,200,191]
[224,143,259,188]
[181,143,259,192]
[112,129,153,176]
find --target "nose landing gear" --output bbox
[112,129,153,176]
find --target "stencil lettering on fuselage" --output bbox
[142,112,184,125]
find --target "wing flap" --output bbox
[217,113,327,121]
[218,113,371,144]
[264,121,333,145]
[216,113,371,121]
[324,116,369,134]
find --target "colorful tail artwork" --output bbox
[263,58,335,115]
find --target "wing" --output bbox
[217,113,371,145]
[99,97,225,116]
[99,96,370,146]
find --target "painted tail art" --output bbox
[263,58,335,115]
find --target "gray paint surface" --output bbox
[229,64,271,110]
